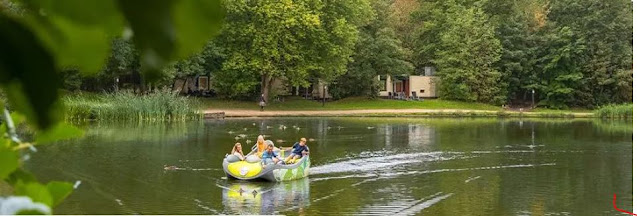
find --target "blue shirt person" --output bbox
[284,138,309,164]
[261,144,281,167]
[291,142,309,156]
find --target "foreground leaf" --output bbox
[0,149,19,179]
[9,112,26,127]
[22,0,122,29]
[26,16,113,74]
[6,168,38,185]
[17,0,123,74]
[15,182,53,207]
[35,122,84,144]
[46,181,73,207]
[116,0,224,82]
[0,15,62,130]
[173,0,225,58]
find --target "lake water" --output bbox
[27,118,632,215]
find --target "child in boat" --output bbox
[261,144,282,167]
[230,143,245,161]
[255,135,266,157]
[283,138,309,164]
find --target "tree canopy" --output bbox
[2,0,631,110]
[411,0,632,108]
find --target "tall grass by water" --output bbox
[594,104,632,119]
[64,90,201,121]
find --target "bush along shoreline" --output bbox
[64,90,202,122]
[594,104,633,119]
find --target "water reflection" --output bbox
[374,124,436,149]
[221,178,310,215]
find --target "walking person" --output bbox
[259,94,266,111]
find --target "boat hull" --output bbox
[223,151,310,182]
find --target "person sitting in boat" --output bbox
[255,135,267,157]
[230,143,245,161]
[282,138,309,164]
[261,143,282,168]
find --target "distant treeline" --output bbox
[56,0,631,109]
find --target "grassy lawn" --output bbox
[63,92,596,114]
[200,96,504,111]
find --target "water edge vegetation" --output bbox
[64,90,202,122]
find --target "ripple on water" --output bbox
[345,192,453,215]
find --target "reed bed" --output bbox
[594,104,632,119]
[64,90,202,121]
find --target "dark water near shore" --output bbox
[27,118,632,215]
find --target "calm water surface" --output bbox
[27,118,632,215]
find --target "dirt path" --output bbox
[203,109,594,118]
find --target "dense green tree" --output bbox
[59,68,82,91]
[487,0,547,104]
[434,6,505,104]
[411,0,447,70]
[331,0,413,99]
[533,25,586,108]
[411,0,632,107]
[161,53,206,87]
[101,38,140,90]
[548,0,633,107]
[214,0,322,99]
[213,0,371,100]
[388,0,419,51]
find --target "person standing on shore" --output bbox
[259,94,266,111]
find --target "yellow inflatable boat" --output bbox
[222,142,310,182]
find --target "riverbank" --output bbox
[201,97,594,118]
[203,109,593,118]
[62,94,601,120]
[200,97,502,111]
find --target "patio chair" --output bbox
[411,91,423,101]
[399,92,407,100]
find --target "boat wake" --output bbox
[310,149,566,177]
[310,151,462,175]
[311,163,556,181]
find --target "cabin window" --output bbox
[379,76,387,91]
[424,67,436,76]
[198,77,209,90]
[420,89,425,93]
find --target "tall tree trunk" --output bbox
[113,77,119,92]
[180,78,187,95]
[139,73,147,94]
[268,76,276,100]
[261,74,271,103]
